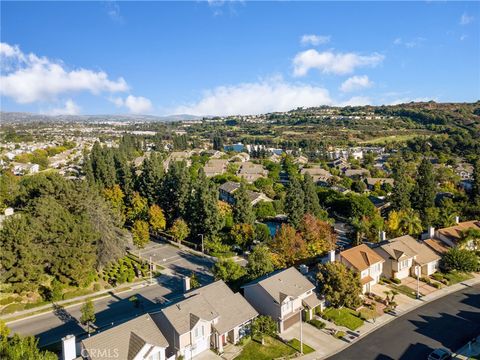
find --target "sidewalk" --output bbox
[297,274,480,360]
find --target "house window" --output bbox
[195,326,204,339]
[148,352,160,360]
[282,300,293,315]
[398,259,409,270]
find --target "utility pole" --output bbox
[199,233,204,254]
[149,256,152,285]
[299,307,303,354]
[416,264,420,299]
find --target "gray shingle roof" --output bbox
[243,267,315,304]
[81,314,168,360]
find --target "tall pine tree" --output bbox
[137,153,164,204]
[302,173,322,217]
[232,182,255,225]
[159,160,191,225]
[285,176,305,228]
[412,158,436,214]
[186,170,221,240]
[390,159,411,211]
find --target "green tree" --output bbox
[230,223,255,249]
[187,170,221,240]
[213,134,224,151]
[302,173,322,217]
[412,158,436,215]
[285,177,305,228]
[390,159,411,211]
[212,258,246,283]
[254,223,271,243]
[316,262,362,308]
[137,153,164,204]
[441,248,478,272]
[386,209,423,237]
[160,161,191,225]
[246,245,275,280]
[169,218,190,244]
[132,220,150,248]
[251,315,278,344]
[232,182,255,225]
[472,158,480,201]
[103,184,126,225]
[254,201,276,220]
[80,300,96,333]
[148,204,166,233]
[0,321,56,360]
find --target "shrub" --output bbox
[334,330,346,339]
[441,248,478,272]
[432,282,442,289]
[308,319,326,330]
[0,296,17,305]
[93,283,101,292]
[431,273,444,281]
[392,278,401,284]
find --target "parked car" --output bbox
[428,348,451,360]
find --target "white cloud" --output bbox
[338,96,372,107]
[105,1,123,23]
[393,37,426,48]
[340,75,373,92]
[300,34,331,46]
[460,13,474,25]
[47,99,81,115]
[112,95,153,114]
[0,42,128,104]
[173,77,333,116]
[293,49,384,76]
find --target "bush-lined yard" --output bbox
[235,336,296,360]
[322,307,364,330]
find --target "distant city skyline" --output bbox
[1,1,479,116]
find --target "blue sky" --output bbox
[1,1,479,116]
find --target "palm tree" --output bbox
[398,209,423,236]
[459,228,480,249]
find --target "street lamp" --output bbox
[416,264,420,299]
[299,306,304,354]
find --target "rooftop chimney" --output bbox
[4,208,14,216]
[379,231,387,242]
[455,216,460,224]
[428,226,435,239]
[329,249,336,263]
[62,335,76,360]
[183,276,191,292]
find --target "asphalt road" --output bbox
[328,283,480,360]
[8,275,187,347]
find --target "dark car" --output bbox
[428,348,452,360]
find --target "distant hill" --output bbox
[0,112,203,123]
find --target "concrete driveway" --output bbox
[402,276,438,296]
[280,321,343,358]
[136,241,214,284]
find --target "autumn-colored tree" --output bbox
[230,223,255,249]
[386,209,423,237]
[132,220,150,248]
[103,184,126,225]
[169,218,190,244]
[269,224,306,267]
[126,192,148,223]
[148,204,166,233]
[300,214,336,257]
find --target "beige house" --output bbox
[203,159,228,177]
[339,244,384,293]
[374,235,440,280]
[301,166,333,184]
[237,162,268,183]
[242,267,323,333]
[152,281,257,359]
[430,220,480,250]
[80,314,171,360]
[219,181,272,206]
[163,151,192,170]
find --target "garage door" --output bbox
[283,313,300,331]
[184,337,209,360]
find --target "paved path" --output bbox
[328,282,480,360]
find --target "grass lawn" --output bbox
[235,336,296,360]
[287,338,315,354]
[322,308,364,330]
[443,271,473,285]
